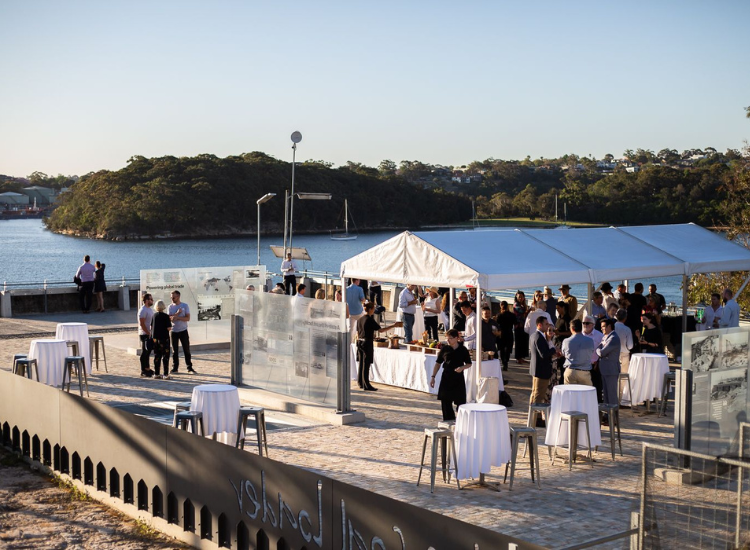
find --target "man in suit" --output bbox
[562,319,595,385]
[529,316,557,409]
[596,318,622,408]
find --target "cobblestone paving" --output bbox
[0,312,671,549]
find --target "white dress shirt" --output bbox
[398,287,417,315]
[463,311,477,349]
[720,299,740,328]
[704,305,723,329]
[614,321,634,352]
[524,310,551,335]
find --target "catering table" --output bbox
[55,322,92,375]
[622,353,670,406]
[190,384,241,444]
[349,345,503,395]
[453,403,511,480]
[545,384,601,448]
[28,339,69,387]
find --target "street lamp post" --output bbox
[256,193,276,266]
[287,131,302,255]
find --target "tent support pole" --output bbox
[587,283,593,318]
[682,274,688,333]
[449,288,455,330]
[474,284,482,403]
[736,272,750,298]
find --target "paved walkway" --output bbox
[0,311,671,549]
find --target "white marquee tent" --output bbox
[340,223,750,398]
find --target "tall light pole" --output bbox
[256,193,275,266]
[287,131,302,255]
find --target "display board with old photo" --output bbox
[237,289,346,406]
[682,327,750,456]
[141,265,263,345]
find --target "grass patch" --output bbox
[134,519,161,538]
[0,452,24,467]
[52,476,91,501]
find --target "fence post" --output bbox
[674,368,693,461]
[337,331,351,413]
[638,445,647,549]
[230,314,243,386]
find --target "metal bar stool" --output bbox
[174,410,205,436]
[62,356,90,397]
[66,340,80,356]
[172,402,192,427]
[504,426,541,490]
[12,353,28,374]
[659,371,676,417]
[437,420,455,482]
[88,336,108,372]
[552,411,593,470]
[618,373,634,408]
[14,358,40,381]
[417,427,460,493]
[597,403,622,460]
[236,406,269,457]
[525,403,552,458]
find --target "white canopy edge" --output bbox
[340,224,750,291]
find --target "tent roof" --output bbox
[340,223,750,290]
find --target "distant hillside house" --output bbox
[21,186,57,206]
[0,192,30,206]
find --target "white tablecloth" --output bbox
[623,353,670,405]
[55,323,92,375]
[545,384,602,448]
[453,403,511,480]
[28,339,69,387]
[190,384,241,443]
[350,345,503,396]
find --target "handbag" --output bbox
[499,390,514,407]
[73,275,82,286]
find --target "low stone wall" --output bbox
[0,286,140,317]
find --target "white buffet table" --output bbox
[545,384,601,448]
[350,345,503,396]
[28,339,69,387]
[622,353,670,405]
[453,403,511,480]
[55,322,92,375]
[190,384,241,444]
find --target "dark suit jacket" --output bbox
[596,331,621,376]
[529,330,555,379]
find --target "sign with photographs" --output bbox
[681,327,750,456]
[236,289,346,406]
[140,265,265,345]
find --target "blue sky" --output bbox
[1,0,748,177]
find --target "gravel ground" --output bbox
[0,448,188,549]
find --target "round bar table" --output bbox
[545,384,602,448]
[453,403,511,487]
[28,339,69,387]
[56,322,92,375]
[190,384,241,444]
[622,353,670,406]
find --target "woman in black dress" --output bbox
[151,300,172,379]
[356,301,401,391]
[430,328,472,421]
[639,312,663,354]
[94,261,106,312]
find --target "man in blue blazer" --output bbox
[529,316,557,407]
[596,318,622,406]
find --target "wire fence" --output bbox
[639,442,750,549]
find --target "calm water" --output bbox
[0,219,685,302]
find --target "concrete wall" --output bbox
[0,285,139,317]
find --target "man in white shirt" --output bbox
[281,252,298,296]
[459,301,477,350]
[398,284,419,342]
[614,283,627,301]
[601,282,618,311]
[614,308,634,374]
[295,283,307,298]
[137,293,155,378]
[75,255,97,313]
[704,292,723,329]
[524,300,552,336]
[720,288,741,328]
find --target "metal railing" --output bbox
[638,442,750,549]
[2,276,140,291]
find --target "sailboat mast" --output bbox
[344,199,348,234]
